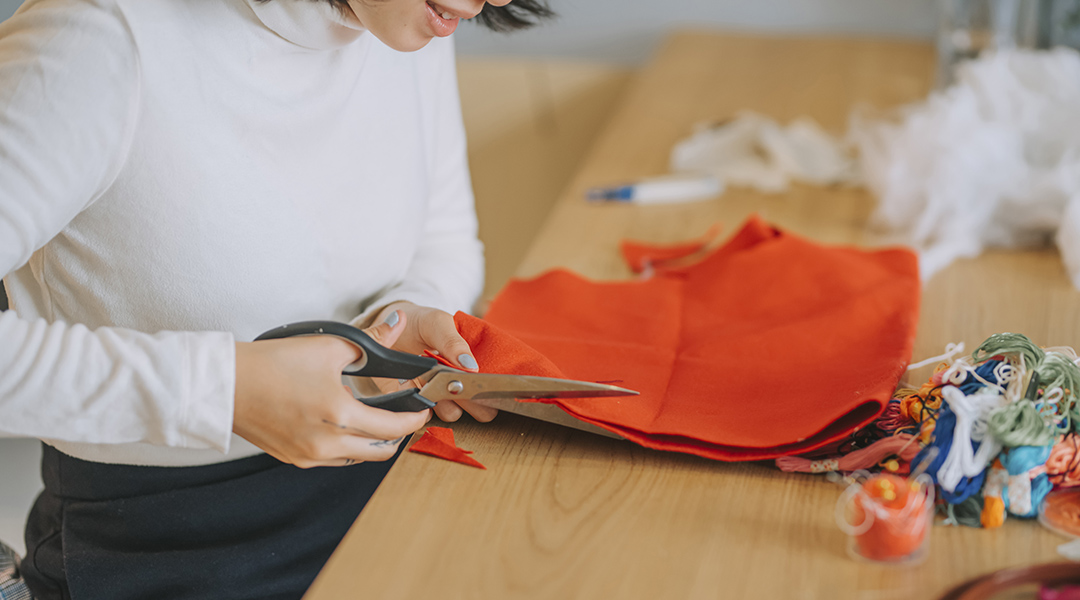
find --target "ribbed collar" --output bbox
[245,0,365,50]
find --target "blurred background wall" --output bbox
[457,0,936,63]
[0,0,936,63]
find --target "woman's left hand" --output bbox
[371,301,497,423]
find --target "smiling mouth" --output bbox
[427,1,460,21]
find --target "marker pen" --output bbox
[586,173,723,205]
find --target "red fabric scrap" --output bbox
[408,427,486,469]
[456,215,920,462]
[620,223,722,274]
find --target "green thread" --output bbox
[946,496,984,528]
[988,401,1055,447]
[1035,351,1080,433]
[972,333,1079,439]
[973,333,1045,369]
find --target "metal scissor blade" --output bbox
[417,370,638,404]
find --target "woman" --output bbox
[0,0,551,597]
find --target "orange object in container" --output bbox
[837,472,935,564]
[1039,488,1080,538]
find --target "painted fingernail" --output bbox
[457,354,478,370]
[383,311,399,327]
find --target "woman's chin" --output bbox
[372,29,436,53]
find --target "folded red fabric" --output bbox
[408,427,486,469]
[458,215,920,461]
[620,223,722,274]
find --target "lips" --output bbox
[427,1,457,20]
[424,0,460,37]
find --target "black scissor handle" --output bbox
[254,321,439,413]
[361,388,436,413]
[256,320,437,379]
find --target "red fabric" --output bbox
[458,215,920,461]
[619,223,722,274]
[408,426,486,469]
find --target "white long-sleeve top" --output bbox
[0,0,484,466]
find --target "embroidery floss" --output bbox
[1035,352,1080,433]
[875,398,916,435]
[1000,445,1054,518]
[775,434,921,473]
[990,401,1057,447]
[936,386,1005,493]
[942,495,984,528]
[982,458,1009,529]
[973,333,1046,369]
[915,403,987,504]
[1048,434,1080,488]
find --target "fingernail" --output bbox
[457,354,478,371]
[383,311,399,327]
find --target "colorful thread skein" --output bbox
[792,332,1080,547]
[999,445,1055,518]
[911,335,1079,521]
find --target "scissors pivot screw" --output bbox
[447,380,465,395]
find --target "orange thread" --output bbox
[1047,433,1080,488]
[1040,489,1080,538]
[849,474,931,562]
[981,496,1006,529]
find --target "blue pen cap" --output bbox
[586,185,634,202]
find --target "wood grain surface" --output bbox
[305,31,1077,600]
[458,59,631,301]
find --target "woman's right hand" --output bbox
[231,315,429,468]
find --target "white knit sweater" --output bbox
[0,0,484,466]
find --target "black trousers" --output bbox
[21,442,405,600]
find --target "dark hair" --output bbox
[318,1,554,32]
[471,1,554,32]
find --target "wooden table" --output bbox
[306,31,1079,599]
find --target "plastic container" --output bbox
[1039,488,1080,538]
[836,472,935,565]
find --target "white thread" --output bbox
[983,461,1009,499]
[907,342,966,371]
[1045,346,1080,361]
[937,386,1005,493]
[940,356,1012,397]
[940,356,974,387]
[1045,387,1064,405]
[1007,470,1037,516]
[993,362,1017,385]
[1001,357,1028,405]
[810,459,840,473]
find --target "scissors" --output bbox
[255,321,637,437]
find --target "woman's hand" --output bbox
[372,301,498,424]
[232,316,429,468]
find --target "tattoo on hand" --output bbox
[321,420,404,447]
[322,419,376,438]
